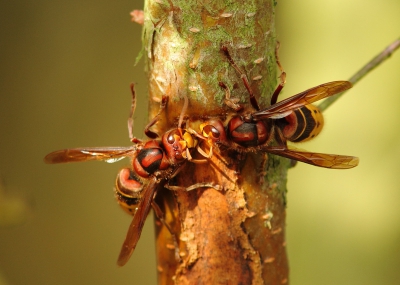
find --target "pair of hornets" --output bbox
[44,45,359,266]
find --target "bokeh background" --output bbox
[0,1,399,284]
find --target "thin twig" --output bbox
[318,38,400,112]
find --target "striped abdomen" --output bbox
[276,104,324,143]
[115,168,144,215]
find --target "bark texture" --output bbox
[142,0,289,284]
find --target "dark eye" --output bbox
[210,126,220,139]
[167,133,175,144]
[203,125,220,139]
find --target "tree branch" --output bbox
[318,38,400,112]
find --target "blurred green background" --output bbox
[0,1,399,284]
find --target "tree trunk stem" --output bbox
[142,0,289,284]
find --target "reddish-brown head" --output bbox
[199,119,228,145]
[162,129,189,164]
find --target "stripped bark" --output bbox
[142,0,289,284]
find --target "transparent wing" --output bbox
[44,146,137,164]
[265,146,359,169]
[252,81,352,119]
[117,177,158,266]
